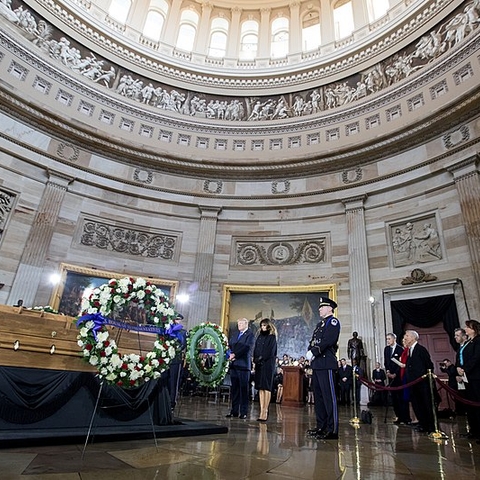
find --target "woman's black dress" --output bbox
[253,332,277,391]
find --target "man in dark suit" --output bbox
[226,317,255,419]
[338,358,352,405]
[384,332,410,424]
[404,330,436,433]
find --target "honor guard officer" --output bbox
[306,297,340,440]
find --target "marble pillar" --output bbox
[8,172,73,307]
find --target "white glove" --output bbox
[306,350,313,361]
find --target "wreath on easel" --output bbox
[76,277,181,389]
[186,322,229,387]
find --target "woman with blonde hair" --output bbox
[253,318,278,421]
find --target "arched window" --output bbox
[367,0,389,21]
[333,0,354,40]
[108,0,131,24]
[143,11,165,41]
[240,20,259,60]
[176,9,199,52]
[208,17,229,58]
[271,17,289,58]
[302,10,321,51]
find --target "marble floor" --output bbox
[1,395,479,480]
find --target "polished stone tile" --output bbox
[1,397,480,479]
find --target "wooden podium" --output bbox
[282,365,304,407]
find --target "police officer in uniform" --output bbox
[306,297,340,440]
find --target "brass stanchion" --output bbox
[427,370,448,440]
[349,371,360,427]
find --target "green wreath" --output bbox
[186,323,229,387]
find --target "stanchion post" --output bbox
[427,370,448,440]
[350,371,360,427]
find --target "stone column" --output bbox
[351,0,368,29]
[319,0,335,44]
[194,2,213,53]
[226,7,242,58]
[343,195,376,370]
[8,172,73,306]
[447,155,480,296]
[258,8,271,58]
[126,0,150,32]
[161,1,183,45]
[289,2,301,54]
[189,206,221,326]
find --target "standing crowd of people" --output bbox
[174,296,480,445]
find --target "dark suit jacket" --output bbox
[338,364,353,385]
[405,343,434,382]
[229,329,255,371]
[384,344,403,385]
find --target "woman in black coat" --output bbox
[253,318,277,421]
[457,319,480,441]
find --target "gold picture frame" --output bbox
[221,284,336,360]
[50,263,178,317]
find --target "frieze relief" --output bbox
[79,218,178,260]
[0,189,15,242]
[1,0,478,125]
[390,217,443,268]
[235,237,327,266]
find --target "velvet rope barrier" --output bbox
[356,374,427,391]
[435,377,480,407]
[355,373,480,407]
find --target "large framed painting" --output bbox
[50,263,178,318]
[220,284,336,361]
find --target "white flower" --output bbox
[136,290,146,300]
[113,295,123,304]
[79,328,89,337]
[96,331,109,343]
[110,354,123,368]
[134,278,146,288]
[104,346,113,356]
[106,373,117,381]
[168,346,176,357]
[89,356,99,366]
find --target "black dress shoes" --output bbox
[226,413,239,418]
[315,431,338,440]
[239,414,247,419]
[307,427,324,436]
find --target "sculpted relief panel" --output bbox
[0,189,15,243]
[390,217,443,267]
[234,236,327,267]
[79,218,179,261]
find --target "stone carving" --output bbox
[3,0,480,122]
[236,239,326,266]
[0,189,15,234]
[401,268,438,285]
[80,219,177,260]
[443,125,470,148]
[391,219,442,267]
[133,169,153,184]
[57,142,79,162]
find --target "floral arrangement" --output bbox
[29,305,59,314]
[76,276,180,389]
[186,322,229,388]
[80,277,175,326]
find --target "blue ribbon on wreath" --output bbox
[77,313,179,340]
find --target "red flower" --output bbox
[85,344,93,351]
[104,341,110,347]
[130,380,136,386]
[100,351,106,357]
[122,363,128,370]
